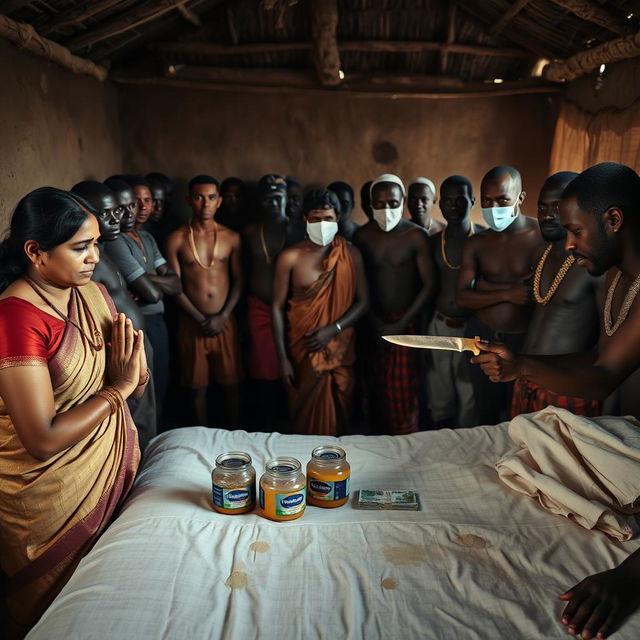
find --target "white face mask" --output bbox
[306,220,338,246]
[481,197,520,232]
[372,205,403,232]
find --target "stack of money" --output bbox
[357,489,419,510]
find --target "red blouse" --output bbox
[0,297,66,368]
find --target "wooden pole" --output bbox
[440,0,457,74]
[156,39,529,58]
[66,0,191,51]
[40,0,126,37]
[0,14,108,81]
[490,0,532,37]
[550,0,633,37]
[310,0,341,86]
[176,3,202,27]
[544,30,640,82]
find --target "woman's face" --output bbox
[37,215,101,287]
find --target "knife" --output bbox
[382,335,481,356]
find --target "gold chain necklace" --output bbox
[24,276,104,351]
[533,244,576,305]
[188,219,218,269]
[440,224,474,270]
[260,222,286,265]
[603,270,640,336]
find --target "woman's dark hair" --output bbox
[0,187,96,292]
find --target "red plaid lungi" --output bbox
[510,377,601,419]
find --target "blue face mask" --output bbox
[481,198,520,232]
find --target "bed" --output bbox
[28,424,640,639]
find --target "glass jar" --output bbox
[307,446,350,508]
[259,457,306,521]
[211,451,256,515]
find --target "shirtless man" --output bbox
[105,176,181,412]
[165,175,242,426]
[243,174,298,426]
[217,177,246,232]
[360,181,373,221]
[407,178,446,236]
[71,180,157,451]
[272,189,368,435]
[456,165,544,425]
[511,171,601,418]
[472,162,640,640]
[286,176,305,243]
[353,174,436,434]
[327,181,359,241]
[427,175,484,428]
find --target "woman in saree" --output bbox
[0,187,147,635]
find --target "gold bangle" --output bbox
[137,368,151,387]
[96,389,117,414]
[95,386,125,414]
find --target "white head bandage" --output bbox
[411,177,436,195]
[370,174,405,199]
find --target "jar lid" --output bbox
[311,446,346,461]
[215,451,252,469]
[265,457,301,475]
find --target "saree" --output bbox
[287,236,356,435]
[0,282,140,630]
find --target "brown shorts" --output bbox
[178,314,242,388]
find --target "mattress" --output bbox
[28,424,640,639]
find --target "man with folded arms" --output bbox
[272,189,368,435]
[473,162,640,640]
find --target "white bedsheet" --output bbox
[28,424,640,639]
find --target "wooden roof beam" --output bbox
[176,3,202,27]
[156,40,530,58]
[550,0,633,37]
[39,0,126,37]
[544,30,640,82]
[490,0,532,37]
[65,0,190,52]
[310,0,341,86]
[0,13,108,81]
[440,0,456,74]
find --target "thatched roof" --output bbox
[2,0,639,95]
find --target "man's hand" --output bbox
[559,564,640,639]
[304,325,339,352]
[470,339,520,382]
[279,358,295,387]
[379,320,407,337]
[200,314,227,337]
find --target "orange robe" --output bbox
[287,236,356,435]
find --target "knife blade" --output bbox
[382,335,481,356]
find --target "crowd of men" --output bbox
[66,163,638,455]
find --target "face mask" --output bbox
[306,220,338,246]
[372,206,403,232]
[481,197,520,232]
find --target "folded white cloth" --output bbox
[496,406,640,541]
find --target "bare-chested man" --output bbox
[456,165,544,425]
[105,175,181,412]
[165,175,242,426]
[510,171,601,418]
[427,175,484,428]
[327,181,359,241]
[473,162,640,640]
[408,178,446,236]
[71,180,157,451]
[243,174,298,426]
[272,189,368,435]
[353,174,436,434]
[217,177,246,232]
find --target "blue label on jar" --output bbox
[275,489,306,516]
[213,484,254,510]
[259,486,265,510]
[309,477,350,501]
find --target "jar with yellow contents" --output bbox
[211,451,256,515]
[307,446,350,508]
[259,457,306,521]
